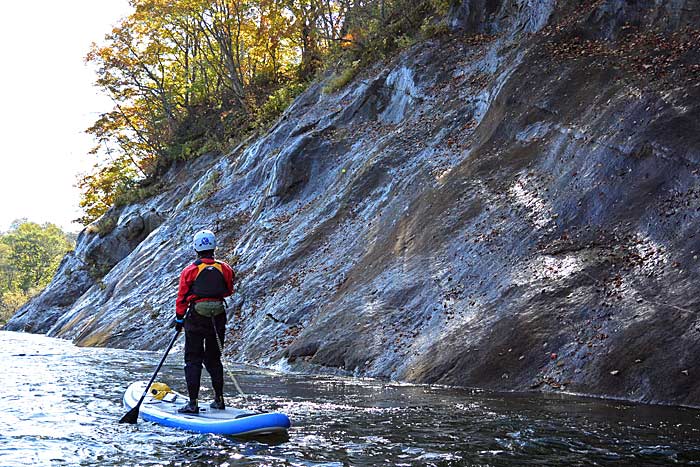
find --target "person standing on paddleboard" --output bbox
[174,229,235,414]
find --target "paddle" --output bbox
[119,327,182,424]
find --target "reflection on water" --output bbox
[1,331,700,466]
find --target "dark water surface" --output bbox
[1,331,699,466]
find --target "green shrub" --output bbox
[396,34,417,50]
[256,81,309,127]
[323,61,362,94]
[192,171,221,203]
[420,17,451,38]
[113,182,162,208]
[169,135,223,162]
[430,0,453,16]
[86,214,118,237]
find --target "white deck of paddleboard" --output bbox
[125,381,254,418]
[123,381,290,435]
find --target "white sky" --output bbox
[0,0,133,233]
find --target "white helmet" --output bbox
[193,229,216,252]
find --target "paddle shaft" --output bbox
[211,315,247,400]
[121,328,181,422]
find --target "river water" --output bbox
[1,331,699,466]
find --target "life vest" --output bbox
[190,259,228,299]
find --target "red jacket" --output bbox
[176,257,235,318]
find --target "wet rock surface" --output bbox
[7,1,700,405]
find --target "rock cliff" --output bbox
[7,0,700,405]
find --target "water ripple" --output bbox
[2,331,700,466]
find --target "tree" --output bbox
[0,221,74,323]
[79,0,442,224]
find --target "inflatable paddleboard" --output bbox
[123,381,291,436]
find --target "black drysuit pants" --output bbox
[183,312,226,401]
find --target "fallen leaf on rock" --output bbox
[610,370,620,375]
[682,369,689,376]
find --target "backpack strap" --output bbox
[183,260,204,302]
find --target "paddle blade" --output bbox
[119,405,140,424]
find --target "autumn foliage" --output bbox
[79,0,450,224]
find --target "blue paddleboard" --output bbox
[123,381,291,436]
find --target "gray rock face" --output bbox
[587,0,700,38]
[7,1,700,405]
[448,0,556,34]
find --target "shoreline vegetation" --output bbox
[0,220,74,323]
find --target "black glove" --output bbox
[174,316,184,332]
